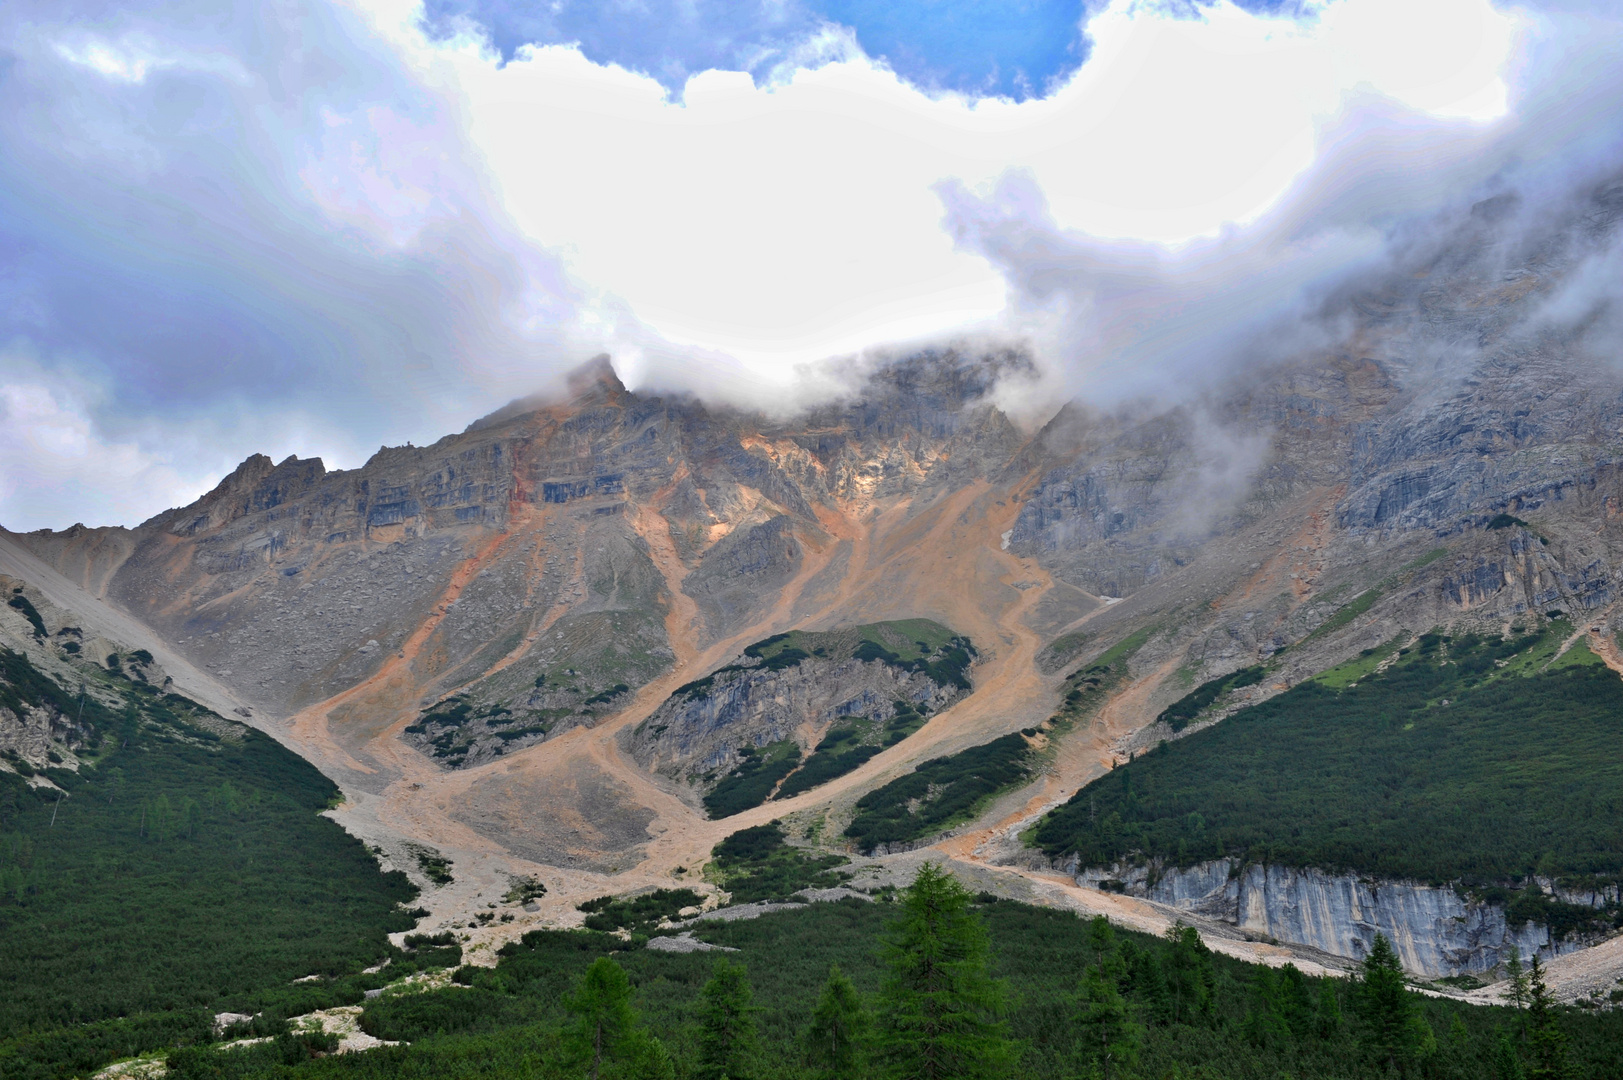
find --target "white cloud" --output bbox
[352,0,1520,377]
[0,363,204,531]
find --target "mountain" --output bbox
[5,174,1623,992]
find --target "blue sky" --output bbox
[1,0,1620,530]
[422,0,1094,101]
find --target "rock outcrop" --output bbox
[1074,858,1581,976]
[628,621,972,786]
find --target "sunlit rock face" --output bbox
[1074,858,1576,976]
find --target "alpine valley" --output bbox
[7,175,1623,1077]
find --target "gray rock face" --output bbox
[6,352,1028,722]
[1008,179,1623,631]
[1076,859,1573,976]
[628,653,960,780]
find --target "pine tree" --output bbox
[1354,933,1436,1074]
[695,958,762,1080]
[561,954,668,1071]
[1163,924,1214,1025]
[1242,968,1291,1050]
[1316,977,1343,1039]
[1503,952,1530,1014]
[1127,943,1170,1025]
[1075,960,1143,1080]
[805,964,872,1080]
[1275,964,1317,1039]
[1524,956,1569,1080]
[560,956,668,1080]
[876,862,1017,1080]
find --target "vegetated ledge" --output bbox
[627,619,977,819]
[1029,620,1623,974]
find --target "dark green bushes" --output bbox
[0,674,416,1044]
[577,889,705,934]
[1157,665,1265,732]
[6,595,46,639]
[1034,628,1623,927]
[708,822,849,903]
[703,742,801,819]
[843,733,1033,852]
[141,884,1623,1080]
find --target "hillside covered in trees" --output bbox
[1032,625,1623,934]
[63,861,1623,1080]
[0,646,420,1074]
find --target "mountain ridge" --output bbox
[6,173,1623,989]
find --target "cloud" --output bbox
[1,0,1605,534]
[935,1,1623,408]
[0,353,206,530]
[0,0,618,529]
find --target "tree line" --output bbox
[159,864,1619,1080]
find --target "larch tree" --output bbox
[560,956,671,1080]
[804,964,873,1080]
[876,862,1017,1080]
[695,958,763,1080]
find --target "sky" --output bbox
[0,0,1620,530]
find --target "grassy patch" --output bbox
[1087,624,1158,672]
[1304,548,1451,646]
[1311,638,1405,689]
[1037,628,1092,673]
[1305,588,1381,642]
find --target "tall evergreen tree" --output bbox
[1242,968,1291,1050]
[1163,924,1214,1025]
[1275,964,1318,1039]
[1354,933,1436,1075]
[560,957,671,1080]
[695,958,763,1080]
[1504,952,1530,1015]
[804,964,872,1080]
[1525,956,1569,1080]
[876,862,1016,1080]
[1316,977,1343,1040]
[1075,959,1143,1080]
[1493,1028,1528,1080]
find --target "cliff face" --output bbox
[1075,859,1574,977]
[630,655,959,781]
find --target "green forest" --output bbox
[0,647,419,1075]
[112,862,1623,1080]
[1033,625,1623,933]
